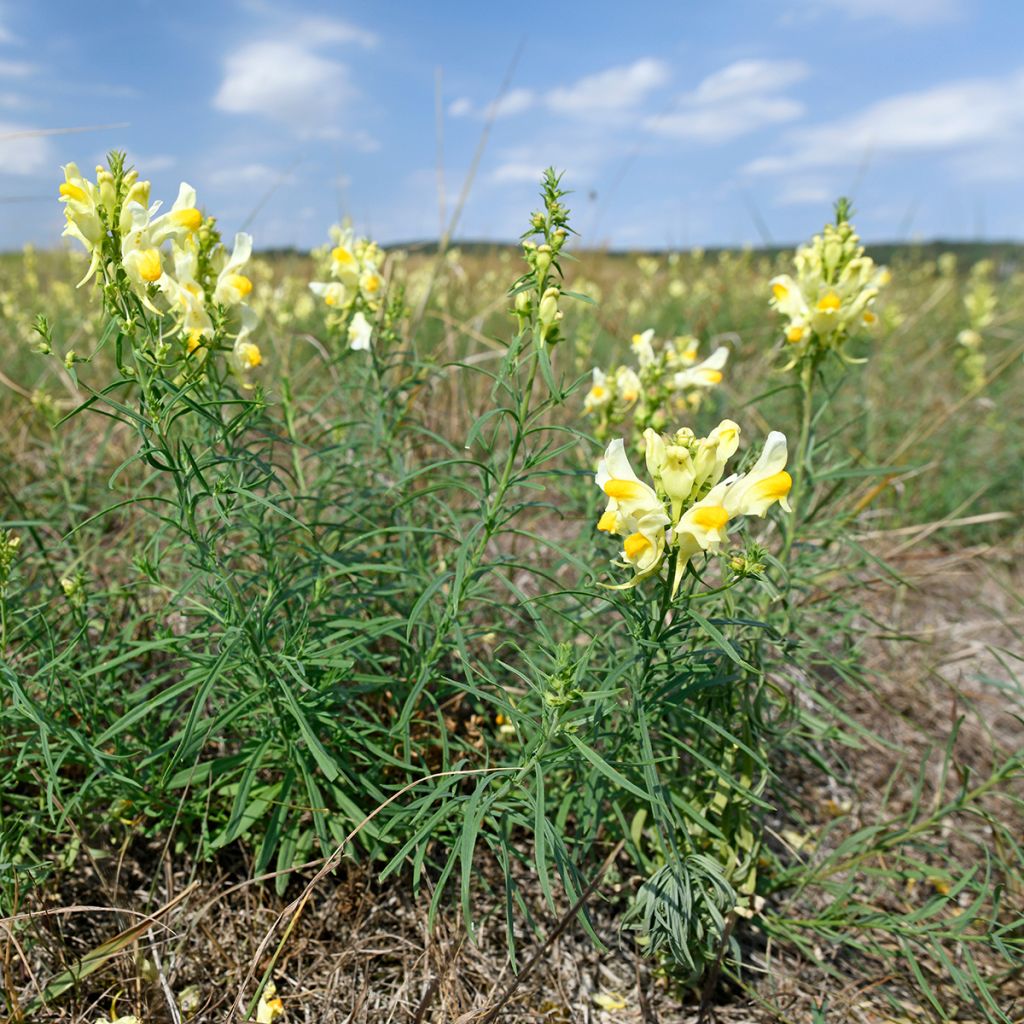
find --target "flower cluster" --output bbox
[59,156,262,378]
[956,259,996,389]
[769,204,889,364]
[308,223,386,351]
[584,329,729,442]
[595,420,791,594]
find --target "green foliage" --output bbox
[0,162,1021,1022]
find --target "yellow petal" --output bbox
[690,505,729,530]
[59,182,87,203]
[623,532,651,559]
[603,479,644,501]
[751,471,791,503]
[171,207,202,231]
[597,510,617,532]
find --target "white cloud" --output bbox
[207,162,296,188]
[449,88,535,120]
[644,59,809,143]
[214,41,354,131]
[290,16,377,48]
[451,58,668,126]
[0,58,34,77]
[0,121,53,174]
[744,69,1024,176]
[774,180,833,206]
[213,17,375,140]
[546,58,670,117]
[490,160,546,185]
[692,59,808,103]
[789,0,964,24]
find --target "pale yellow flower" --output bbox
[583,367,612,413]
[673,345,729,390]
[213,233,254,307]
[724,431,792,517]
[348,310,373,351]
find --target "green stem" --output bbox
[781,357,816,563]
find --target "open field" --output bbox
[1,167,1023,1023]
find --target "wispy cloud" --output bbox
[213,16,375,141]
[745,69,1024,176]
[206,162,297,188]
[644,59,809,143]
[0,120,53,174]
[450,59,669,123]
[448,88,535,120]
[547,58,670,117]
[0,57,34,77]
[774,180,833,206]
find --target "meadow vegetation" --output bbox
[0,156,1021,1022]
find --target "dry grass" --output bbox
[4,544,1019,1024]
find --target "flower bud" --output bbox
[535,244,552,278]
[538,285,560,329]
[97,170,117,212]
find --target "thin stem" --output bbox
[781,357,816,563]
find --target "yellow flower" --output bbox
[673,481,731,558]
[672,345,728,390]
[614,365,641,406]
[149,182,202,245]
[724,431,792,517]
[595,439,670,581]
[213,233,254,307]
[583,367,612,413]
[58,162,104,283]
[164,241,213,344]
[348,310,373,351]
[644,428,695,520]
[310,281,348,308]
[596,438,663,523]
[692,419,740,492]
[330,241,360,286]
[359,266,383,299]
[256,980,284,1024]
[235,341,262,369]
[630,328,656,367]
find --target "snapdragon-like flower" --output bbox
[585,329,730,442]
[672,346,729,390]
[594,422,791,593]
[348,310,373,351]
[213,232,255,307]
[58,162,105,284]
[309,222,386,351]
[584,367,612,414]
[58,155,265,382]
[769,207,889,364]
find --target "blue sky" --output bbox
[2,0,1023,251]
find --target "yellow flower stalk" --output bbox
[769,207,889,364]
